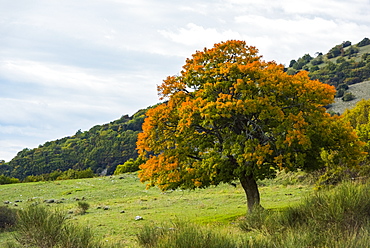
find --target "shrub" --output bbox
[137,221,237,248]
[0,206,17,230]
[336,83,349,90]
[335,88,345,98]
[311,57,323,66]
[13,204,102,248]
[114,157,144,174]
[344,77,361,85]
[310,65,319,72]
[56,168,96,180]
[22,168,95,182]
[0,175,20,185]
[342,92,355,101]
[76,202,90,215]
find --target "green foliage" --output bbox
[342,92,355,101]
[342,40,352,48]
[0,206,17,230]
[335,88,345,98]
[137,221,237,248]
[114,157,145,174]
[344,45,359,57]
[336,83,349,90]
[0,175,20,185]
[310,56,323,65]
[5,108,148,179]
[23,168,96,182]
[14,204,102,248]
[291,53,312,70]
[343,99,370,162]
[76,202,90,215]
[327,45,342,59]
[56,168,96,180]
[357,37,370,47]
[288,38,370,87]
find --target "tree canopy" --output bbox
[137,40,365,212]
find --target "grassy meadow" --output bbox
[0,172,312,247]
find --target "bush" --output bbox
[76,201,90,215]
[57,168,96,180]
[0,175,20,185]
[114,157,144,174]
[311,57,323,66]
[13,204,102,248]
[23,168,96,182]
[335,88,345,98]
[137,221,237,248]
[0,206,17,230]
[336,83,349,90]
[357,37,370,47]
[342,92,355,101]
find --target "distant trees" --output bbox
[287,38,369,95]
[327,45,342,59]
[5,109,147,179]
[290,54,313,70]
[357,37,370,47]
[23,168,96,182]
[0,175,20,185]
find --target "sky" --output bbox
[1,0,369,162]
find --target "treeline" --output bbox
[0,108,147,180]
[287,37,370,98]
[0,168,96,185]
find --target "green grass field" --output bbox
[0,173,312,247]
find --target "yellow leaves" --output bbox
[241,144,273,168]
[273,155,284,170]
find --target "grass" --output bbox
[0,172,312,247]
[135,180,370,247]
[238,181,370,247]
[2,172,369,247]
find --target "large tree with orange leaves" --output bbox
[137,40,364,212]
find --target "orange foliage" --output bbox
[137,40,364,192]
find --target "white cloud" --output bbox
[159,23,241,46]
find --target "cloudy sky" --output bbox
[1,0,369,161]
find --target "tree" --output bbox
[343,99,370,160]
[357,37,370,47]
[137,40,364,213]
[342,92,355,101]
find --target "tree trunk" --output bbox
[239,173,261,213]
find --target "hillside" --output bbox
[286,37,370,113]
[0,108,148,179]
[328,80,370,114]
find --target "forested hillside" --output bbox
[0,108,147,179]
[287,37,370,100]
